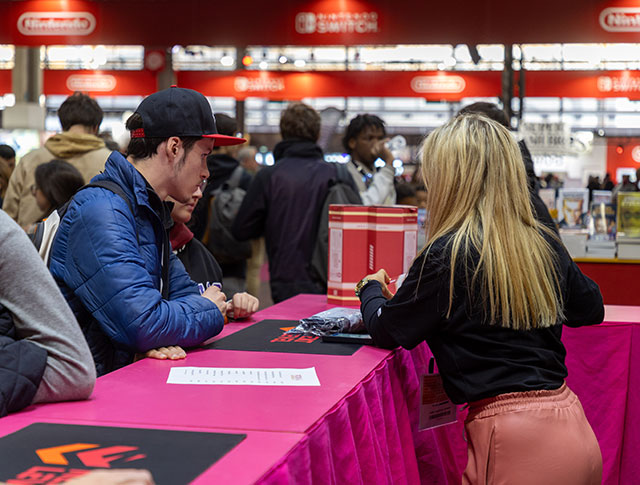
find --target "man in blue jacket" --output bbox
[50,87,247,376]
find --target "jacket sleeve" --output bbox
[231,169,268,241]
[167,251,201,300]
[562,257,605,328]
[0,210,95,405]
[50,193,224,352]
[360,250,446,350]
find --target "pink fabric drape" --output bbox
[259,322,637,484]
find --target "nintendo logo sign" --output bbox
[17,11,96,36]
[411,75,466,94]
[66,74,116,92]
[234,76,285,93]
[600,7,640,32]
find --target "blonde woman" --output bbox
[356,114,603,484]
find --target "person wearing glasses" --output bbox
[169,180,258,320]
[49,87,247,376]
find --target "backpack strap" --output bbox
[226,165,245,190]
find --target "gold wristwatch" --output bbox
[354,277,372,298]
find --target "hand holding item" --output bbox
[372,138,394,166]
[202,285,228,315]
[227,292,260,320]
[357,269,394,299]
[63,469,155,485]
[144,345,186,360]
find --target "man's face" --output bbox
[349,125,385,168]
[0,156,15,171]
[171,138,214,203]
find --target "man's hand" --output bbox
[363,269,394,299]
[202,285,228,315]
[372,138,393,166]
[145,346,186,360]
[227,292,259,320]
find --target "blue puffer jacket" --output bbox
[50,151,224,376]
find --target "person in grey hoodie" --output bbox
[3,93,111,230]
[0,210,95,416]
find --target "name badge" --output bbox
[419,358,457,430]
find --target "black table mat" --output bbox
[0,423,245,483]
[204,319,362,356]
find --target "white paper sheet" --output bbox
[166,366,321,386]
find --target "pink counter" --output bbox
[0,295,637,484]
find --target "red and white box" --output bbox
[327,204,418,305]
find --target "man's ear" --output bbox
[165,137,181,163]
[348,138,356,151]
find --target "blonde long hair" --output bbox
[420,114,563,330]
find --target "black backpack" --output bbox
[205,166,252,264]
[309,163,362,284]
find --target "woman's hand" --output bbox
[363,269,394,299]
[227,292,259,320]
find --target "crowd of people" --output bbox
[0,89,605,484]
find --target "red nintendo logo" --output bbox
[600,7,640,32]
[17,11,96,36]
[66,74,116,92]
[411,75,466,94]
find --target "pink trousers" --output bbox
[462,383,602,485]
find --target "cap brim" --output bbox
[203,134,247,146]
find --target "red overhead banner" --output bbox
[1,0,640,46]
[43,70,157,96]
[177,70,501,101]
[0,71,11,95]
[525,71,640,100]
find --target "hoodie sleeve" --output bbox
[0,210,95,404]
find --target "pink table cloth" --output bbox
[1,295,637,484]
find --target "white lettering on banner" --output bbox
[329,228,343,282]
[597,75,640,93]
[600,7,640,32]
[234,76,285,93]
[295,11,379,35]
[521,122,571,156]
[66,74,116,92]
[17,12,96,36]
[411,76,466,94]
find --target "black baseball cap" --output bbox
[130,86,246,146]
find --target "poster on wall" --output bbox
[557,188,589,229]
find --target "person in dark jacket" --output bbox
[357,115,603,485]
[189,113,252,296]
[457,102,556,232]
[0,210,95,417]
[170,186,259,319]
[232,103,337,303]
[49,87,246,376]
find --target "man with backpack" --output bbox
[232,103,346,303]
[49,86,246,376]
[189,113,252,297]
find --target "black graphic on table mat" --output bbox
[0,423,245,484]
[204,319,362,355]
